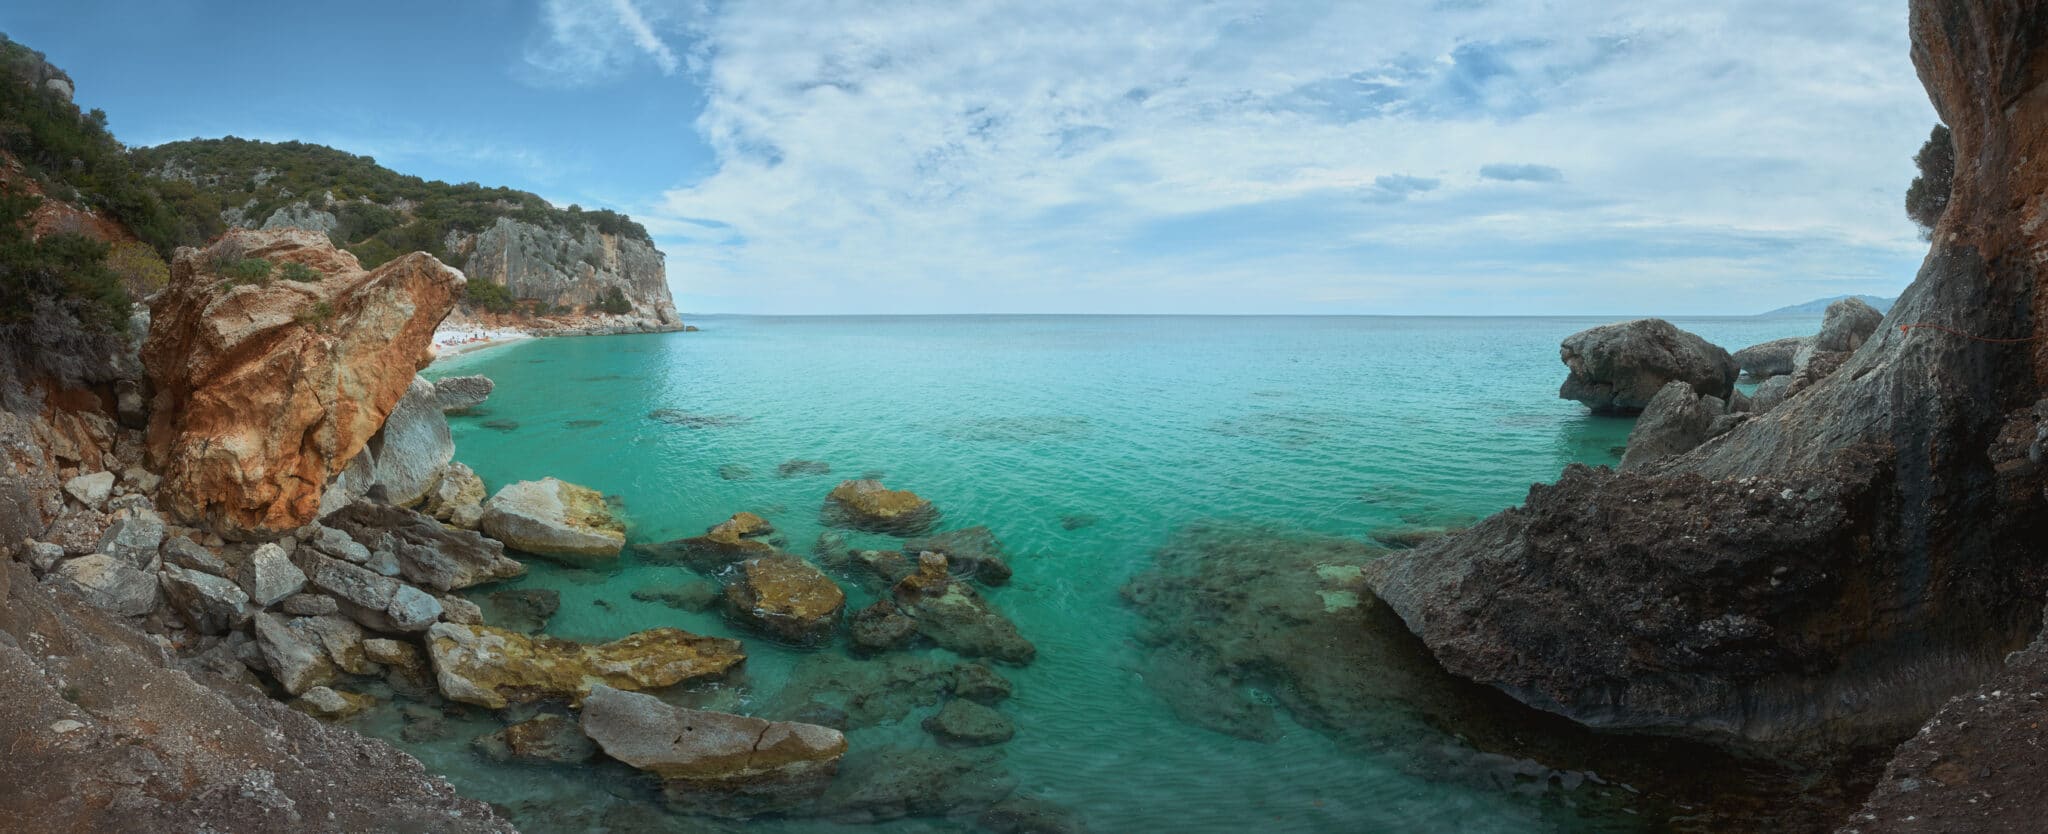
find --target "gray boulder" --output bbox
[1730,336,1803,380]
[433,375,494,413]
[365,377,455,508]
[49,553,159,616]
[163,535,231,575]
[323,500,524,592]
[304,553,443,633]
[95,510,165,568]
[1810,296,1885,354]
[420,462,487,528]
[1619,382,1726,472]
[260,202,339,235]
[579,684,846,818]
[479,478,625,563]
[252,612,337,695]
[239,542,306,606]
[160,564,252,634]
[1557,318,1738,415]
[1751,374,1796,414]
[63,471,115,509]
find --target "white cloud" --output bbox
[635,0,1936,314]
[521,0,696,86]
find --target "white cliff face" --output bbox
[446,217,679,330]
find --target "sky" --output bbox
[4,1,1938,315]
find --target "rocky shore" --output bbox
[0,229,1059,831]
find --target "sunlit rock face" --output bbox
[143,228,460,538]
[1368,0,2048,758]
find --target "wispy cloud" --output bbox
[629,0,1934,314]
[520,0,696,87]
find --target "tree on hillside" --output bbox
[1905,124,1954,239]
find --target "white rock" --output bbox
[63,471,115,508]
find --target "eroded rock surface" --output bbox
[824,480,937,535]
[425,622,744,708]
[143,229,461,537]
[1557,318,1737,415]
[724,555,846,645]
[480,477,625,563]
[579,684,846,818]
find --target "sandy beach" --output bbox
[428,326,530,363]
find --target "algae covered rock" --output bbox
[480,477,625,563]
[474,714,595,764]
[425,621,744,708]
[923,700,1014,746]
[902,525,1012,585]
[579,684,846,818]
[724,555,845,644]
[892,553,1034,665]
[824,479,937,534]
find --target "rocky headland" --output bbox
[1363,2,2048,830]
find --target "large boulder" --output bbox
[1730,336,1802,380]
[824,480,937,535]
[48,553,158,617]
[1618,381,1726,472]
[419,461,486,528]
[892,553,1034,665]
[143,229,462,537]
[303,553,442,633]
[424,622,744,709]
[238,542,305,606]
[159,563,252,634]
[322,500,523,592]
[251,612,338,695]
[432,375,493,413]
[479,478,625,563]
[724,555,846,645]
[364,377,455,508]
[1809,296,1885,354]
[578,684,846,818]
[1556,318,1738,415]
[902,526,1012,585]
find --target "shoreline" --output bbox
[427,327,531,365]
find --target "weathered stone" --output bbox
[363,637,423,669]
[922,700,1014,746]
[159,563,251,634]
[162,535,231,575]
[724,556,845,645]
[305,553,440,633]
[299,613,376,675]
[893,554,1034,665]
[473,714,594,764]
[292,685,374,721]
[814,746,1016,823]
[424,622,744,709]
[280,593,338,616]
[366,376,454,507]
[251,612,337,695]
[48,553,159,616]
[902,525,1012,585]
[118,465,160,494]
[144,228,462,537]
[308,523,371,563]
[438,594,484,625]
[419,461,486,524]
[324,500,523,592]
[479,478,625,563]
[709,511,772,539]
[824,480,937,535]
[239,542,305,606]
[432,375,493,414]
[94,509,164,568]
[579,685,845,818]
[1557,318,1738,415]
[1619,381,1726,472]
[636,528,775,571]
[849,600,918,655]
[25,541,64,573]
[63,471,114,509]
[1730,336,1802,380]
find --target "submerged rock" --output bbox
[724,555,846,645]
[824,479,937,535]
[1556,318,1737,415]
[849,600,918,655]
[579,685,846,818]
[763,654,950,729]
[424,622,744,709]
[814,746,1017,823]
[923,700,1014,746]
[710,511,772,539]
[948,663,1013,704]
[631,581,721,612]
[635,528,775,572]
[474,714,595,764]
[777,459,831,478]
[481,587,559,634]
[480,478,625,564]
[903,525,1013,585]
[892,553,1034,665]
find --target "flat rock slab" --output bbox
[425,622,743,709]
[579,685,845,818]
[480,478,625,563]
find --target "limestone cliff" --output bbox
[136,137,681,333]
[1367,0,2048,760]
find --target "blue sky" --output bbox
[4,1,1937,315]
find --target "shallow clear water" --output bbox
[402,315,1821,833]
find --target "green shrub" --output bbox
[293,299,335,328]
[596,286,632,315]
[0,190,131,333]
[104,240,168,292]
[214,255,272,286]
[277,260,320,283]
[465,278,515,313]
[1905,124,1954,239]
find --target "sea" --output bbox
[382,314,1824,833]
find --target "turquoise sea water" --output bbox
[397,315,1822,833]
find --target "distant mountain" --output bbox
[1756,294,1896,317]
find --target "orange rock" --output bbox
[143,229,461,537]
